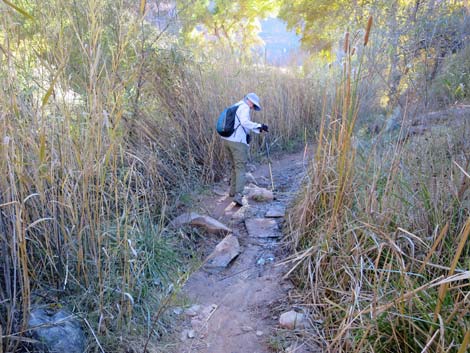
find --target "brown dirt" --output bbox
[166,149,314,353]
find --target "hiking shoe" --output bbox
[233,193,243,206]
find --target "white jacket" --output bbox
[222,99,262,145]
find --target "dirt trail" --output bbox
[172,150,310,353]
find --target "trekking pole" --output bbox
[265,133,275,191]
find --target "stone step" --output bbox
[171,212,231,234]
[205,234,241,268]
[245,218,280,238]
[265,205,285,218]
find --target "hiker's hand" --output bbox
[260,124,269,132]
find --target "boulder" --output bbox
[28,309,86,353]
[279,310,307,330]
[205,234,241,268]
[245,218,280,238]
[245,185,274,202]
[171,212,231,234]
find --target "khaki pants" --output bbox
[224,140,249,195]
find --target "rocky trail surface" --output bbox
[164,150,318,353]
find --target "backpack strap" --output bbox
[234,111,249,142]
[231,104,243,134]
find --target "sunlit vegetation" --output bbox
[1,0,469,351]
[283,3,470,353]
[0,1,319,351]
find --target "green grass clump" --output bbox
[431,44,470,106]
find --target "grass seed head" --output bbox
[364,16,373,46]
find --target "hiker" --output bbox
[222,93,269,206]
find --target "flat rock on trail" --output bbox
[170,151,309,353]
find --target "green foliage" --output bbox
[279,0,371,50]
[432,44,470,104]
[177,0,279,61]
[278,0,469,110]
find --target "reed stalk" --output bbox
[0,2,322,351]
[285,16,470,352]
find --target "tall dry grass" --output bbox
[286,17,470,353]
[0,1,188,351]
[0,1,322,351]
[145,51,323,182]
